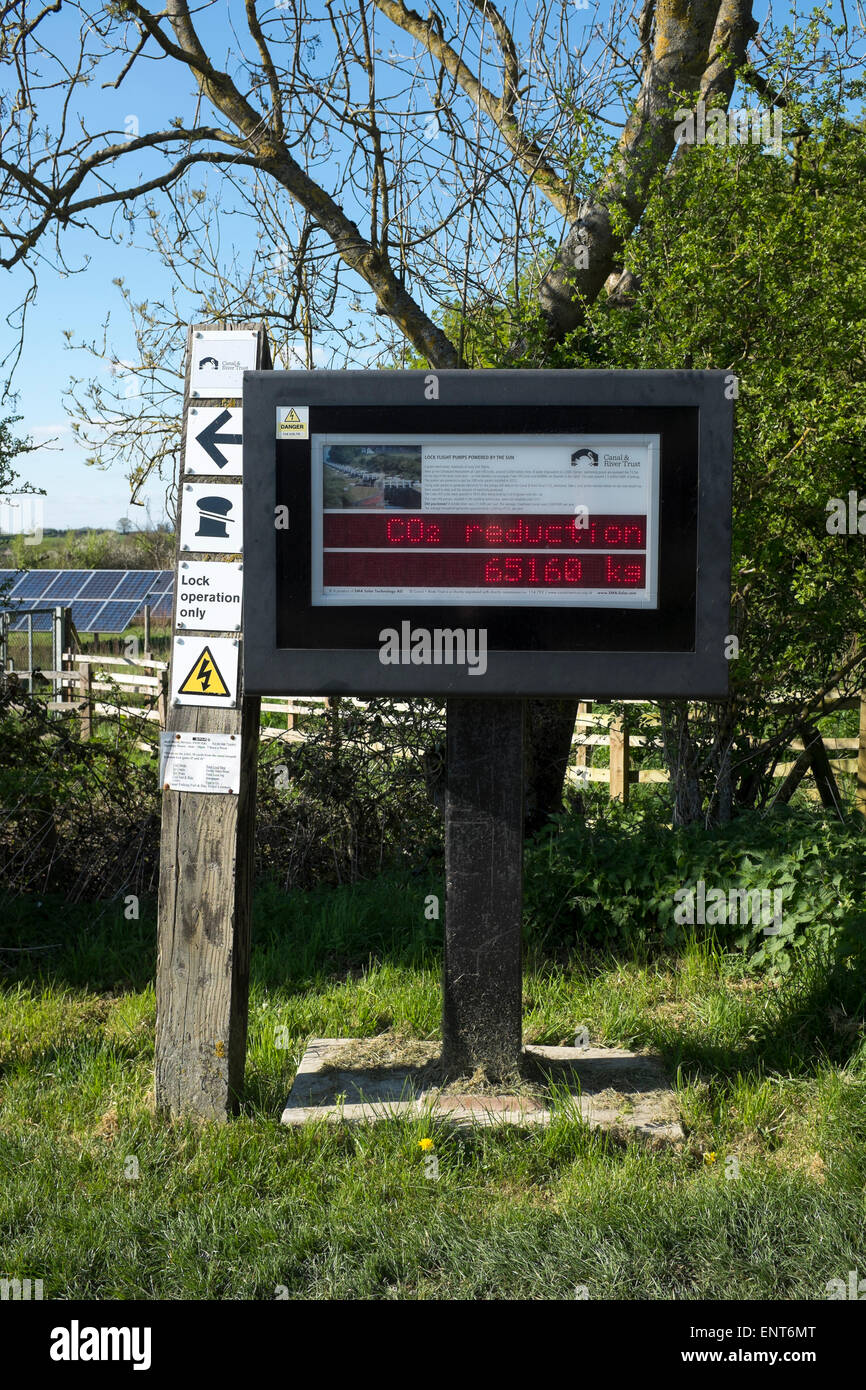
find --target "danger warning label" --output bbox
[170,635,239,707]
[276,405,309,439]
[178,646,230,697]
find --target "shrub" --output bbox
[524,802,866,971]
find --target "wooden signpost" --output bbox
[154,322,270,1121]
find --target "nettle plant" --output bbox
[524,803,866,973]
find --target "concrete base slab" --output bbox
[281,1038,684,1144]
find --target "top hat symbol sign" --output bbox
[195,494,235,540]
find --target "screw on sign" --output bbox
[170,635,239,708]
[191,408,243,472]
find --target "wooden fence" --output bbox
[25,654,866,814]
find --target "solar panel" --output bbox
[77,570,125,600]
[148,593,174,620]
[89,600,142,633]
[2,571,178,630]
[113,571,158,600]
[8,602,53,632]
[69,601,109,630]
[11,570,59,598]
[42,572,92,600]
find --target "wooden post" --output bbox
[574,700,593,769]
[26,613,33,694]
[441,698,524,1079]
[157,669,168,729]
[768,743,810,808]
[800,722,843,818]
[78,661,92,741]
[609,715,630,804]
[857,690,866,817]
[143,603,152,659]
[154,321,269,1121]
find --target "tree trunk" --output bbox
[524,698,578,833]
[659,699,703,826]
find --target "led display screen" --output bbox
[311,434,659,608]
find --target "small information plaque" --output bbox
[159,731,242,794]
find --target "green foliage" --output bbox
[567,117,866,715]
[0,691,444,902]
[0,687,160,902]
[525,803,866,970]
[256,699,443,888]
[0,413,38,494]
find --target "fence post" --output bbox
[574,700,593,772]
[78,662,92,741]
[143,603,152,659]
[326,695,341,752]
[52,607,63,707]
[801,723,843,817]
[609,715,630,804]
[157,668,168,729]
[857,689,866,817]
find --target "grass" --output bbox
[1,875,865,1300]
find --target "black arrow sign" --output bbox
[195,409,242,470]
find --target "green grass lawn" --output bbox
[1,875,864,1300]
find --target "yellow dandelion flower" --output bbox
[704,1151,717,1164]
[418,1138,434,1152]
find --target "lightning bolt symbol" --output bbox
[198,658,212,691]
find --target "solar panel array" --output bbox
[0,570,174,632]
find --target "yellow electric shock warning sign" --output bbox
[170,635,239,707]
[178,646,230,697]
[276,405,309,439]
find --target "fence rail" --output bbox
[2,648,864,811]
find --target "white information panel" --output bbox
[159,731,242,794]
[185,406,243,476]
[179,483,243,555]
[175,561,243,632]
[311,433,660,608]
[189,331,257,399]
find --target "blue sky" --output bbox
[1,9,190,528]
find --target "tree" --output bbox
[1,0,859,820]
[572,116,866,821]
[117,516,133,533]
[0,413,37,495]
[0,412,41,603]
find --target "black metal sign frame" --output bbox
[242,370,732,697]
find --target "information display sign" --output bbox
[312,434,659,608]
[242,370,733,697]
